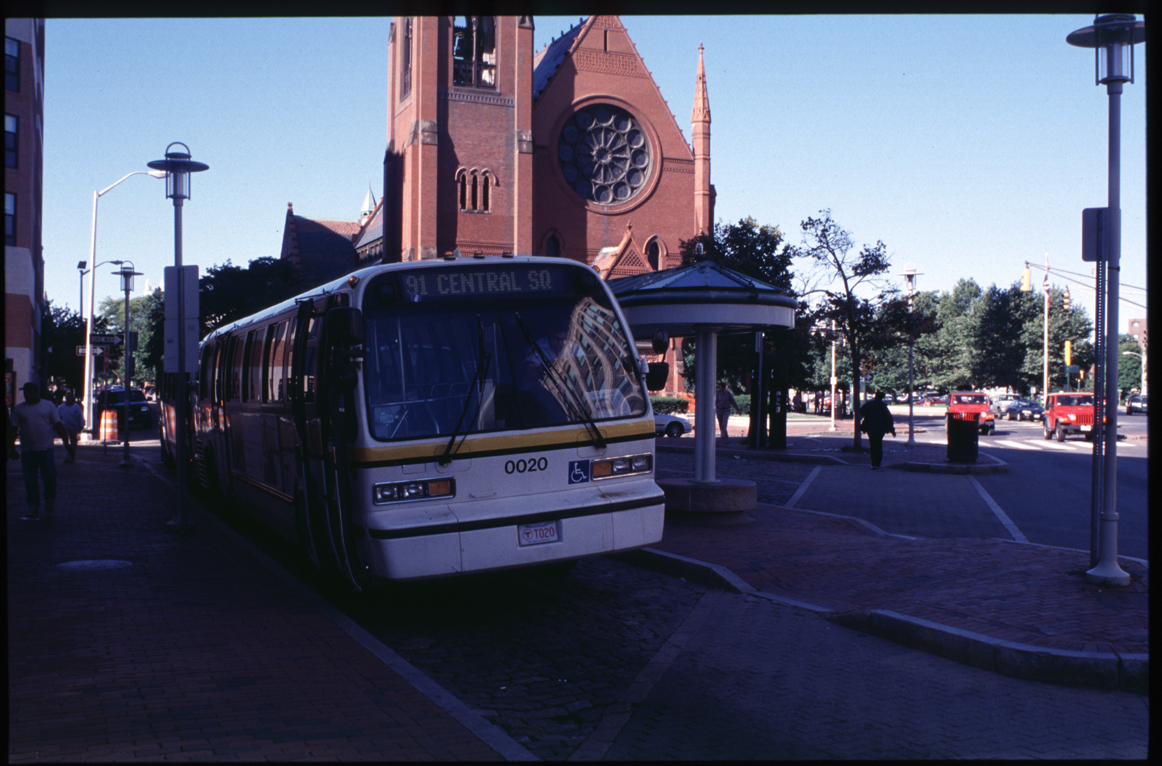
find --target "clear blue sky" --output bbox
[40,15,1146,338]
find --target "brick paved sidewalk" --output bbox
[7,450,503,762]
[654,504,1149,657]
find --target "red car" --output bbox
[946,392,995,435]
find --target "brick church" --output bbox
[281,15,715,391]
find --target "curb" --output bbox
[620,547,1148,693]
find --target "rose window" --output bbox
[557,105,652,205]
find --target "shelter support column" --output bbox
[694,327,718,482]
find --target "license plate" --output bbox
[518,520,559,546]
[1081,425,1093,431]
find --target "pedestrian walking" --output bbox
[715,382,740,439]
[860,391,896,469]
[57,390,85,463]
[11,382,69,519]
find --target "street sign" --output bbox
[90,334,123,345]
[77,346,105,356]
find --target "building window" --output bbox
[4,114,16,168]
[452,16,496,89]
[400,18,412,98]
[558,104,652,205]
[457,169,493,213]
[646,240,660,271]
[546,236,561,258]
[5,192,15,245]
[5,38,18,92]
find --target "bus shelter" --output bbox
[609,262,796,514]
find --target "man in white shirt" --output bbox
[57,390,85,463]
[10,382,68,520]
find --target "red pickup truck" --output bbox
[1042,392,1097,442]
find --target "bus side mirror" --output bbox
[327,307,364,347]
[651,329,669,355]
[646,362,669,391]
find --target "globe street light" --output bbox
[82,170,165,440]
[114,261,142,468]
[1067,13,1145,587]
[901,264,922,445]
[148,142,209,535]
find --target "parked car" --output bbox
[946,392,995,435]
[1125,392,1148,415]
[1043,392,1097,442]
[654,412,693,437]
[95,387,153,431]
[1006,399,1044,421]
[990,393,1021,418]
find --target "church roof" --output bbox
[532,19,586,99]
[354,201,383,251]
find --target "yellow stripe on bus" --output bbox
[349,420,655,465]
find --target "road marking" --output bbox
[967,475,1028,543]
[785,465,821,509]
[993,439,1036,450]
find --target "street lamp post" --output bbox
[148,143,209,536]
[82,170,165,440]
[901,265,922,445]
[77,261,87,317]
[115,262,141,468]
[1067,13,1145,587]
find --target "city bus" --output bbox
[181,256,665,589]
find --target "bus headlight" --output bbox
[592,453,652,479]
[373,478,455,505]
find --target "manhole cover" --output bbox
[1095,591,1149,610]
[55,560,133,571]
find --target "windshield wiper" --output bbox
[439,315,491,466]
[514,313,606,450]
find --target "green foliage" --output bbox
[1118,335,1144,396]
[650,395,689,414]
[199,257,310,336]
[40,303,103,393]
[676,217,796,393]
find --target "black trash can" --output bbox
[946,413,979,462]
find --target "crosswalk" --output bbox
[916,434,1146,454]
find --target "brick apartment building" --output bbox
[5,18,46,405]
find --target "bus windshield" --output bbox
[363,294,647,441]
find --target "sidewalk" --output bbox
[635,422,1149,692]
[6,447,519,762]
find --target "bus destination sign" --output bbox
[403,266,568,301]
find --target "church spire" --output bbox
[692,43,713,236]
[360,185,377,219]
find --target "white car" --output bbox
[654,412,693,437]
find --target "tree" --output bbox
[676,217,795,392]
[97,293,154,386]
[199,257,309,336]
[1117,334,1144,397]
[39,304,102,394]
[790,210,893,449]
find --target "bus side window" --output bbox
[267,321,287,402]
[284,320,297,401]
[246,327,266,403]
[230,334,245,401]
[199,344,215,400]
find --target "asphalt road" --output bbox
[900,411,1149,561]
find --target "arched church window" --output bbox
[546,236,561,258]
[646,240,660,271]
[458,173,467,211]
[481,171,490,212]
[558,104,652,206]
[452,16,496,89]
[400,18,412,98]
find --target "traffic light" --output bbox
[1064,340,1072,366]
[1020,266,1031,292]
[1063,286,1071,311]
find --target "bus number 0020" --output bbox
[505,457,548,474]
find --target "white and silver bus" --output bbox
[183,256,665,588]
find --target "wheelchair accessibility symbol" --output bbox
[568,460,590,484]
